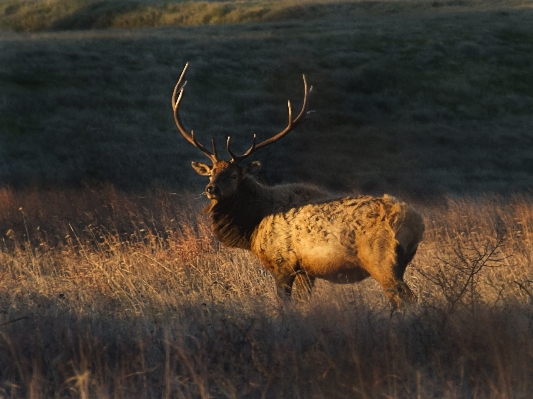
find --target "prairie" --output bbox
[0,186,532,398]
[1,1,533,398]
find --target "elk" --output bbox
[172,63,424,309]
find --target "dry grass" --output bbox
[0,186,532,398]
[2,0,530,32]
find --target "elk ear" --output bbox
[191,162,212,176]
[243,161,261,176]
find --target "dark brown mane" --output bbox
[209,177,269,249]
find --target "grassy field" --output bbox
[0,187,532,398]
[1,0,533,398]
[1,0,533,195]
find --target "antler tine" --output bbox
[211,137,218,161]
[172,63,218,163]
[292,74,313,124]
[227,74,312,164]
[227,134,257,164]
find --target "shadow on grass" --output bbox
[1,291,532,398]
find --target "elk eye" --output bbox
[231,173,238,180]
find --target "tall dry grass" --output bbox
[0,186,532,398]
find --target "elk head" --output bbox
[172,63,313,202]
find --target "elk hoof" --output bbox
[388,282,417,310]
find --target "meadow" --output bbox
[1,0,533,398]
[0,187,532,398]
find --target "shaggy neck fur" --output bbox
[207,177,272,250]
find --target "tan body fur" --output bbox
[252,194,424,306]
[204,170,424,309]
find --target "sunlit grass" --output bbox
[0,186,532,398]
[1,0,532,32]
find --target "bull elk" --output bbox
[172,63,424,309]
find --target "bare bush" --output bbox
[419,235,507,316]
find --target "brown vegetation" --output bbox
[0,186,532,398]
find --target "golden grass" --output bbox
[0,186,532,398]
[1,0,532,32]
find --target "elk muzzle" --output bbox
[205,183,220,199]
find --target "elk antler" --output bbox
[172,62,219,163]
[227,75,313,164]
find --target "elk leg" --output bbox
[292,272,316,300]
[365,245,417,310]
[389,244,418,308]
[395,243,419,279]
[273,271,296,299]
[386,281,417,310]
[371,277,416,310]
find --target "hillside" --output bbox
[1,0,533,197]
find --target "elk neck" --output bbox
[206,176,273,250]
